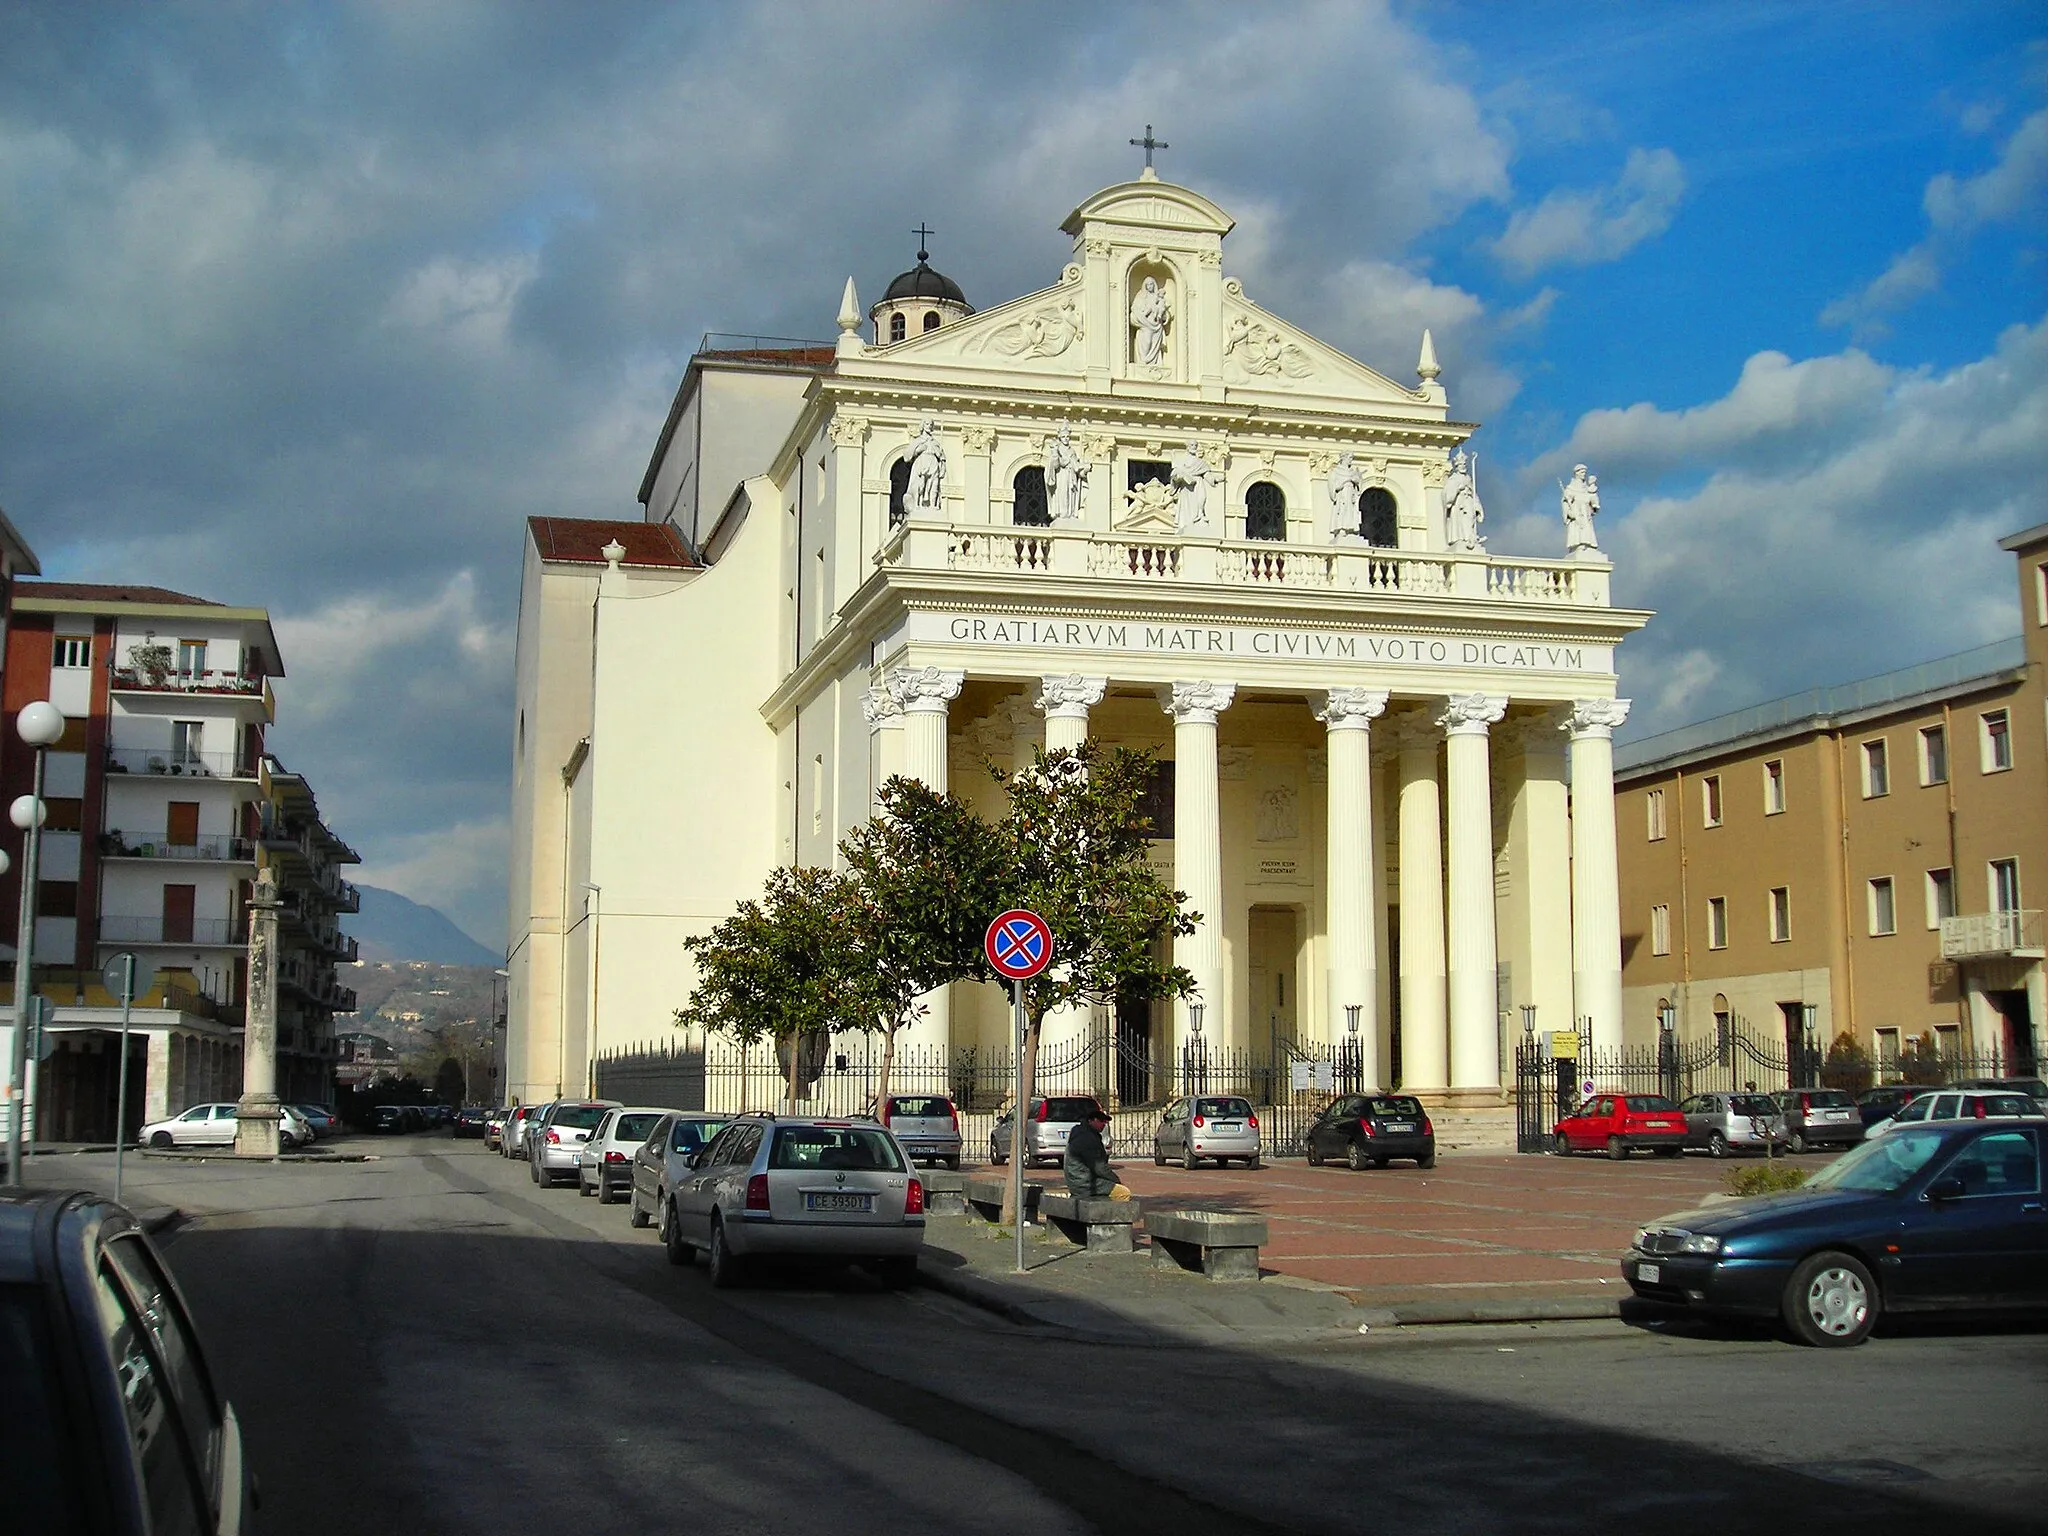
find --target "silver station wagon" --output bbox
[1152,1095,1262,1169]
[1678,1092,1789,1158]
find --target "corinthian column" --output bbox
[1439,693,1508,1101]
[1038,674,1107,755]
[1161,681,1234,1054]
[1316,688,1388,1081]
[1396,716,1447,1096]
[862,679,904,801]
[1568,698,1631,1053]
[886,665,965,1051]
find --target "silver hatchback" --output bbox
[1679,1092,1788,1158]
[990,1096,1107,1168]
[876,1094,962,1169]
[576,1106,671,1202]
[1152,1095,1262,1169]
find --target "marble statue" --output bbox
[1170,441,1215,531]
[1047,422,1089,521]
[1561,463,1601,556]
[906,419,946,516]
[1130,276,1170,367]
[1326,451,1363,538]
[1443,449,1485,551]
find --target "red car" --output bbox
[1554,1092,1689,1160]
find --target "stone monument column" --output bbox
[235,870,284,1157]
[1162,681,1235,1056]
[1440,694,1509,1102]
[887,666,965,1051]
[1396,716,1448,1097]
[1038,675,1106,755]
[1317,688,1389,1078]
[1568,699,1631,1053]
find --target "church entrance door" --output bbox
[1248,905,1301,1070]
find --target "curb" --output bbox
[916,1250,1058,1327]
[1349,1296,1624,1328]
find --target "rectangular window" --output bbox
[2037,563,2047,626]
[53,636,93,669]
[175,639,207,676]
[1982,710,2011,772]
[1934,1023,1960,1059]
[1645,788,1666,841]
[1925,867,1956,928]
[1707,896,1728,950]
[171,721,203,766]
[37,881,79,918]
[1763,759,1784,815]
[1874,1027,1900,1071]
[1868,877,1896,936]
[1701,775,1722,827]
[1650,904,1671,957]
[1991,858,2021,913]
[43,797,85,833]
[1769,886,1790,943]
[1862,738,1889,797]
[1919,724,1948,785]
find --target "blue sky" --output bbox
[3,1,2043,948]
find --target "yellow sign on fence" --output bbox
[1550,1031,1580,1060]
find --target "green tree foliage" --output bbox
[1819,1030,1873,1094]
[1896,1030,1948,1086]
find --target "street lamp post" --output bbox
[7,700,66,1185]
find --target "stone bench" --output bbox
[921,1170,969,1216]
[1037,1191,1139,1253]
[965,1175,1042,1225]
[1146,1209,1267,1282]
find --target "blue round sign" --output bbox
[985,909,1053,979]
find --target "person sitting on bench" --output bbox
[1062,1104,1125,1198]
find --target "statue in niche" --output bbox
[1129,275,1170,367]
[1046,422,1089,521]
[1326,452,1364,540]
[906,418,947,516]
[1256,781,1300,843]
[1443,449,1486,551]
[1560,462,1601,556]
[1170,441,1216,531]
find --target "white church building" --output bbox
[503,169,1649,1112]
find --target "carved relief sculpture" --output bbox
[1170,440,1216,531]
[828,414,869,449]
[970,298,1085,359]
[905,419,947,516]
[1217,745,1255,780]
[1222,314,1314,382]
[1119,477,1179,533]
[1443,449,1486,552]
[1046,422,1090,521]
[1256,781,1301,843]
[1129,275,1170,367]
[1560,463,1602,557]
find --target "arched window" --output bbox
[1360,486,1397,545]
[923,311,941,332]
[1245,482,1286,541]
[889,312,906,343]
[1012,466,1050,526]
[888,459,911,526]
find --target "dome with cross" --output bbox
[871,225,974,345]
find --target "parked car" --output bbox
[630,1112,729,1231]
[576,1106,670,1202]
[483,1107,508,1151]
[140,1101,311,1149]
[503,1103,541,1157]
[1304,1094,1434,1169]
[529,1099,621,1187]
[1866,1088,2044,1139]
[1152,1094,1263,1169]
[664,1115,925,1288]
[1678,1091,1787,1157]
[1855,1084,1927,1128]
[990,1096,1106,1168]
[0,1188,255,1532]
[1953,1076,2048,1109]
[1623,1119,2048,1345]
[291,1103,338,1138]
[279,1105,314,1149]
[874,1095,963,1169]
[1553,1092,1688,1159]
[453,1105,489,1139]
[1773,1088,1866,1153]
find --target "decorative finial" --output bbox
[600,538,626,567]
[837,276,860,334]
[1129,124,1169,181]
[1417,328,1440,383]
[912,222,934,263]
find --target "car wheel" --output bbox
[149,1131,173,1149]
[1783,1251,1877,1347]
[1416,1149,1436,1170]
[529,1157,540,1184]
[876,1256,917,1290]
[945,1156,960,1172]
[990,1139,1005,1166]
[1183,1140,1199,1171]
[597,1179,618,1205]
[1306,1139,1324,1167]
[1153,1143,1167,1166]
[1346,1141,1368,1171]
[1607,1136,1630,1161]
[1552,1132,1571,1157]
[629,1190,650,1228]
[707,1217,744,1289]
[663,1201,692,1267]
[1790,1130,1809,1154]
[577,1174,593,1197]
[1246,1154,1262,1171]
[1708,1132,1729,1159]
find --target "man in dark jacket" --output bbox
[1062,1104,1117,1197]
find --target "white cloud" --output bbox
[355,817,510,948]
[385,251,540,350]
[1490,147,1686,275]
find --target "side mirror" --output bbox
[1926,1176,1967,1202]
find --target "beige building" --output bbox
[1614,524,2048,1076]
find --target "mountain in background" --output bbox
[350,885,499,967]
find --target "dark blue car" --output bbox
[1623,1119,2048,1346]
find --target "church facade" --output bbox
[503,171,1650,1110]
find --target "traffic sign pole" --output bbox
[984,910,1053,1277]
[114,955,136,1204]
[1012,978,1026,1275]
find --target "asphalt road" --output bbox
[66,1135,2048,1536]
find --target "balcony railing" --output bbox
[104,747,257,780]
[1940,910,2044,960]
[882,521,1610,606]
[111,666,265,697]
[98,916,240,946]
[100,833,257,863]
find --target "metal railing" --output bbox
[103,747,255,779]
[1941,909,2044,959]
[110,667,266,697]
[97,916,239,945]
[100,834,256,863]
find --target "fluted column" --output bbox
[1440,693,1508,1100]
[1316,688,1389,1080]
[1038,674,1106,755]
[1161,681,1234,1055]
[1395,716,1448,1095]
[1568,699,1631,1053]
[886,666,965,1050]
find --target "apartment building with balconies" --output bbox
[1613,525,2048,1078]
[1,581,359,1141]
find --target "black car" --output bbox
[0,1189,254,1532]
[1854,1084,1926,1128]
[453,1106,489,1138]
[369,1103,409,1133]
[1304,1093,1435,1170]
[1623,1119,2048,1346]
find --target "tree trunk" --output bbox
[874,1022,899,1112]
[785,1037,800,1116]
[998,1002,1047,1225]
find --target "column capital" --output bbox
[1160,680,1236,724]
[1387,708,1442,753]
[1565,697,1632,740]
[1037,673,1107,719]
[886,665,965,714]
[1315,687,1390,731]
[1437,692,1508,737]
[862,680,904,726]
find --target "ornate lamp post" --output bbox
[7,700,65,1184]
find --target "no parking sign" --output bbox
[984,909,1052,980]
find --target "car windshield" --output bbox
[889,1097,951,1118]
[671,1118,724,1153]
[1806,1127,1947,1192]
[1729,1095,1777,1116]
[1977,1094,2032,1117]
[1043,1098,1103,1123]
[770,1125,905,1172]
[1625,1096,1679,1112]
[1196,1098,1252,1117]
[1365,1097,1422,1117]
[615,1113,662,1142]
[552,1105,610,1131]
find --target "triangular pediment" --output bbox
[865,279,1089,374]
[1219,291,1421,405]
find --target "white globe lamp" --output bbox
[16,701,63,748]
[8,795,44,830]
